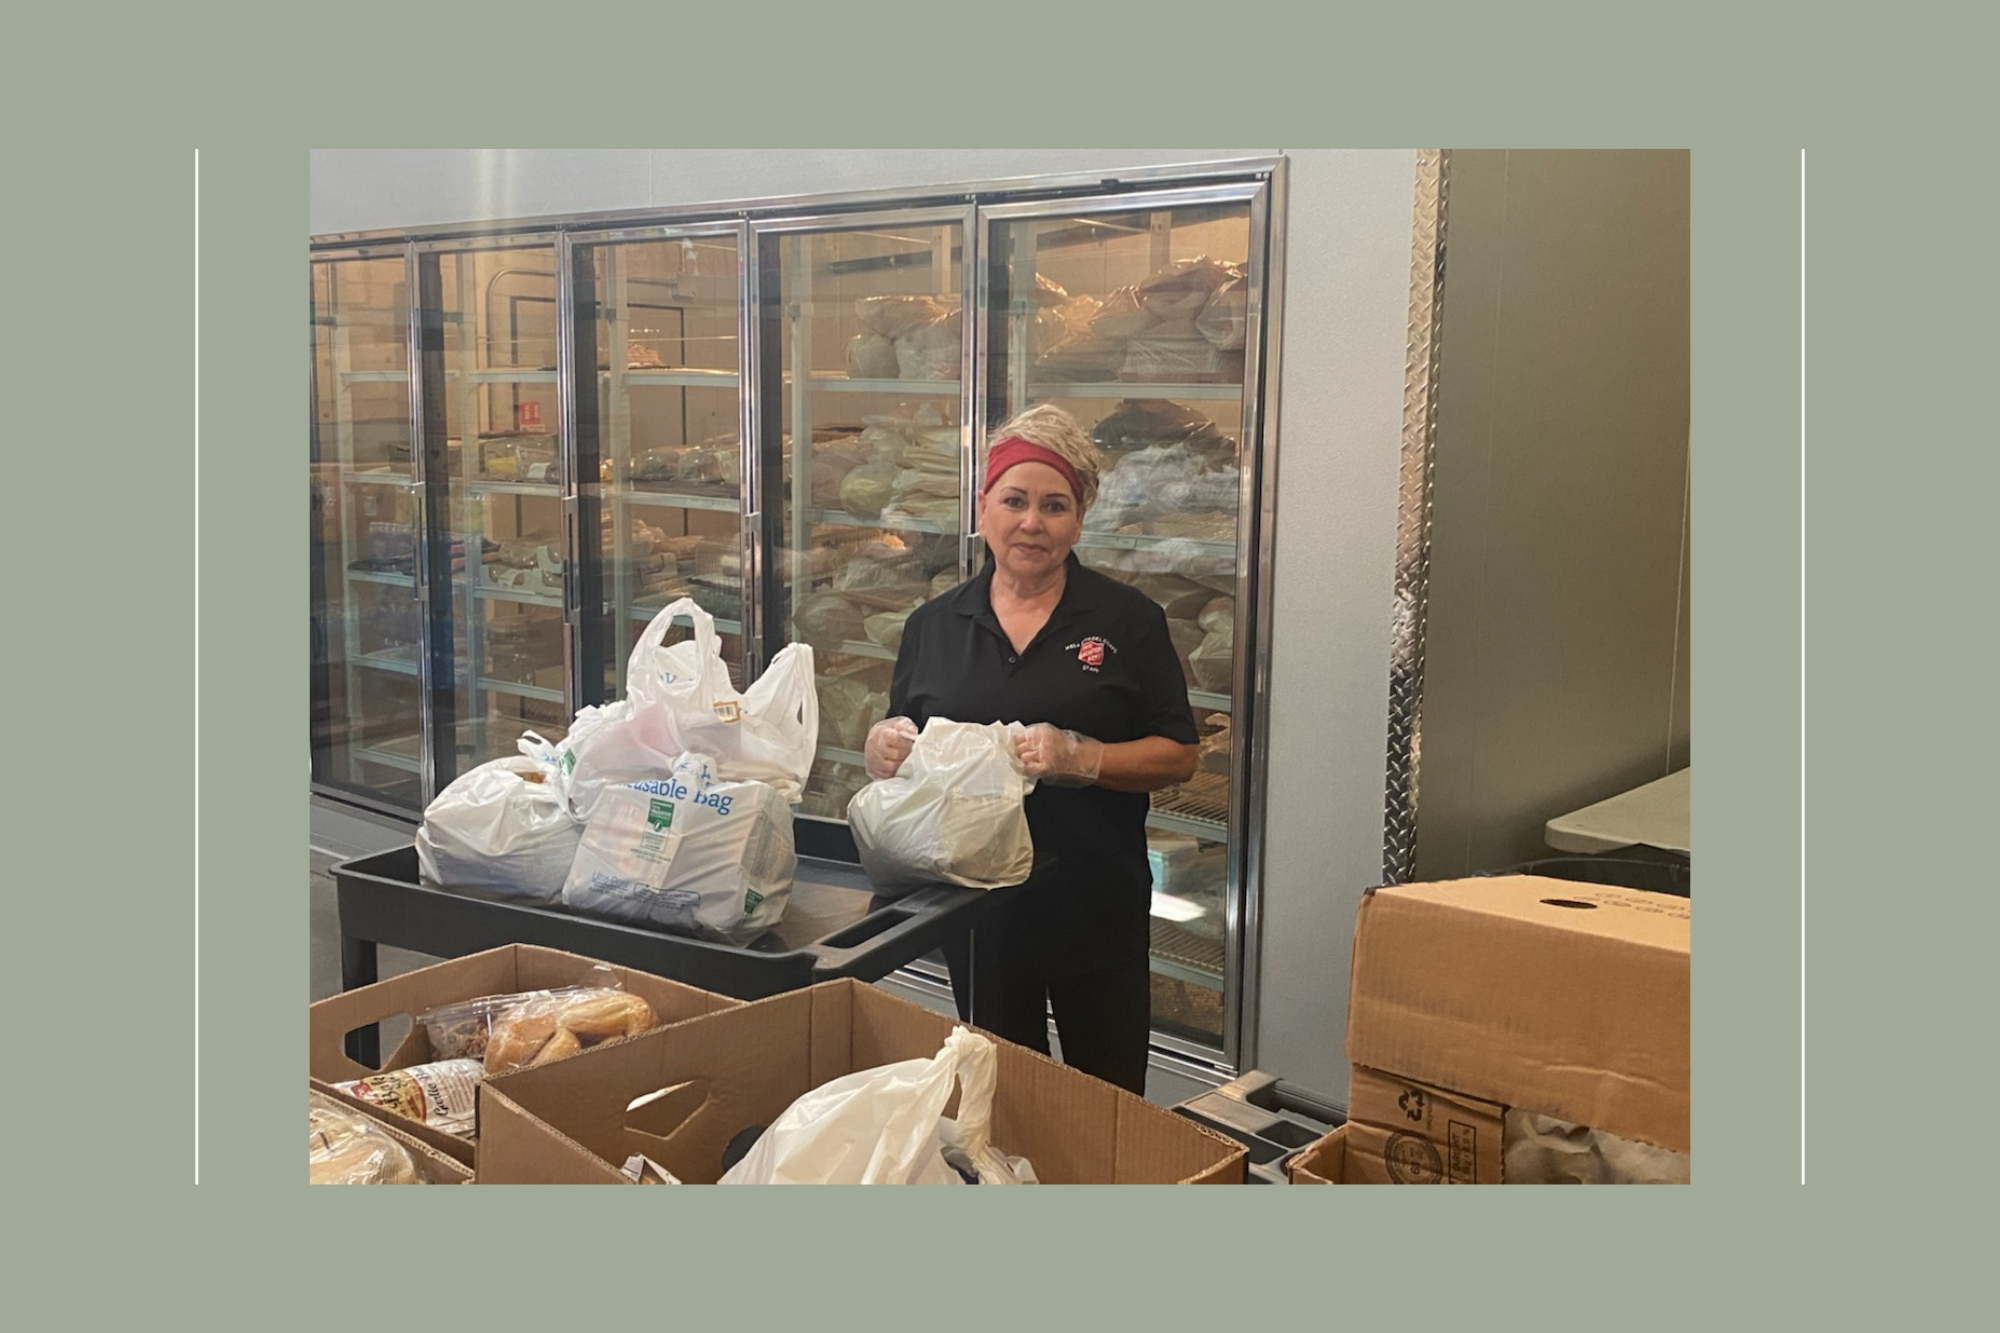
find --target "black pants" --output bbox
[943,927,1152,1096]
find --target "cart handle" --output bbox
[801,884,993,981]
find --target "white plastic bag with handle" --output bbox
[566,598,819,818]
[414,735,581,906]
[719,1026,1035,1184]
[847,719,1037,891]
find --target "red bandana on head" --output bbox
[982,437,1082,504]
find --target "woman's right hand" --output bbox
[864,716,919,779]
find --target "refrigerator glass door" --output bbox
[422,242,568,788]
[310,251,425,811]
[574,229,750,702]
[984,193,1260,1055]
[754,212,972,828]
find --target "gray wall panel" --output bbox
[1415,149,1691,880]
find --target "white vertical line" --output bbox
[193,148,201,1185]
[1798,148,1806,1185]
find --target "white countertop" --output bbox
[1544,767,1690,855]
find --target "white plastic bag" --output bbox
[562,752,796,945]
[719,1026,1034,1184]
[566,599,818,817]
[414,737,581,906]
[847,719,1037,892]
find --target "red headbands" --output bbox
[982,436,1082,504]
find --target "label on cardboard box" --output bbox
[1346,1065,1503,1185]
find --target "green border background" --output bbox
[184,130,1799,1316]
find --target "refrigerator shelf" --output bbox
[1149,918,1225,986]
[1029,380,1243,403]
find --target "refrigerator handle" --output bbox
[406,483,423,601]
[561,495,580,627]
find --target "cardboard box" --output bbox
[309,944,740,1167]
[1343,876,1690,1183]
[1287,1125,1348,1185]
[478,978,1249,1184]
[309,1081,473,1184]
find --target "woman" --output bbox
[864,404,1198,1094]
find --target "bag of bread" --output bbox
[324,1059,484,1137]
[1136,256,1242,321]
[310,1090,425,1184]
[1090,285,1158,342]
[477,987,660,1075]
[1195,276,1249,350]
[848,719,1037,893]
[415,738,581,907]
[846,333,900,379]
[855,294,946,339]
[563,751,797,945]
[412,965,635,1061]
[893,309,962,381]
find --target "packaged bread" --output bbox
[310,1090,424,1185]
[480,988,660,1075]
[324,1059,484,1137]
[1135,257,1243,321]
[847,333,901,379]
[855,295,946,340]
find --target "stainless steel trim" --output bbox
[554,233,582,719]
[309,782,423,827]
[960,201,979,578]
[1231,162,1286,1074]
[974,179,1265,223]
[732,222,762,678]
[311,157,1288,248]
[411,229,563,256]
[1382,151,1451,886]
[746,204,971,237]
[403,241,437,805]
[563,222,741,246]
[1148,1029,1238,1078]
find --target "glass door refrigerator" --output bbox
[310,244,426,811]
[565,223,754,704]
[978,179,1279,1068]
[748,206,978,852]
[407,233,569,791]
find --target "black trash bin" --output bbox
[1481,853,1690,898]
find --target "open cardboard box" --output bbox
[1335,876,1690,1184]
[308,944,740,1167]
[309,1080,474,1184]
[477,978,1249,1184]
[1287,1125,1348,1185]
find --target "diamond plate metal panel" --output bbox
[1383,150,1449,885]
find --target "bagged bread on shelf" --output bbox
[848,719,1037,892]
[794,591,871,652]
[863,608,915,654]
[1198,713,1232,776]
[323,1059,485,1137]
[1121,333,1244,384]
[893,308,963,381]
[1091,285,1158,341]
[817,675,888,752]
[1188,602,1234,691]
[846,332,901,379]
[415,737,581,908]
[1135,256,1243,321]
[563,751,797,945]
[1196,276,1249,350]
[841,461,905,519]
[855,294,947,340]
[1089,397,1234,461]
[310,1090,424,1185]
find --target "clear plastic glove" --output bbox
[1013,722,1104,787]
[864,716,920,780]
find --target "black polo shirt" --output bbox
[888,553,1198,971]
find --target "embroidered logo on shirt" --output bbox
[1069,637,1115,672]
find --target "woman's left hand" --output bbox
[1015,723,1105,787]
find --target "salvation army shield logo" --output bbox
[1077,637,1106,669]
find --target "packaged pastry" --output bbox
[855,295,946,340]
[310,1090,424,1185]
[480,988,659,1075]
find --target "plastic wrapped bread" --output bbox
[310,1090,424,1185]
